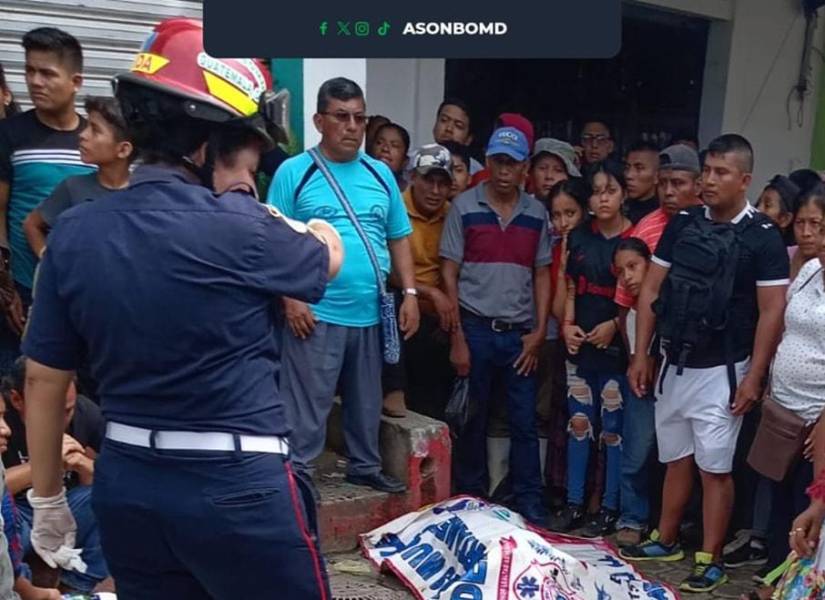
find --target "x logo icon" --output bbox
[337,21,351,35]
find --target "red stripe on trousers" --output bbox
[285,462,329,600]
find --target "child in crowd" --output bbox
[442,141,472,200]
[23,96,133,259]
[612,237,658,547]
[613,238,651,363]
[545,178,590,501]
[550,159,633,537]
[756,175,800,246]
[0,63,20,120]
[369,122,410,191]
[0,392,60,599]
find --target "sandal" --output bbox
[739,586,773,600]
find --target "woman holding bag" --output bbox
[744,186,825,600]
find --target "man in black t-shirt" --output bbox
[1,356,108,593]
[622,135,788,594]
[624,140,660,225]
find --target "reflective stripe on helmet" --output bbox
[203,72,258,117]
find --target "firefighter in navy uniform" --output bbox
[19,19,343,600]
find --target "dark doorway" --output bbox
[445,4,709,156]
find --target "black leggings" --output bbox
[766,459,814,575]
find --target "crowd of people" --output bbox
[0,18,823,600]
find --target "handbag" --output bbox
[747,266,825,481]
[445,377,472,436]
[308,148,401,364]
[747,395,812,482]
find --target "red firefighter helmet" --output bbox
[114,18,286,145]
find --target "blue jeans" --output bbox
[618,389,656,530]
[19,485,109,592]
[453,318,543,510]
[566,363,627,512]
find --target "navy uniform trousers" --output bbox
[92,439,330,600]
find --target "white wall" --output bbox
[366,59,446,150]
[700,0,825,190]
[301,58,445,151]
[302,59,367,148]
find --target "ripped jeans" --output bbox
[565,362,628,512]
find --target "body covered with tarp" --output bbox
[362,497,677,600]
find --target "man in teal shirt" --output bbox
[268,78,419,493]
[0,28,93,373]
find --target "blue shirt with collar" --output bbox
[22,165,329,436]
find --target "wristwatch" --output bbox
[401,288,418,297]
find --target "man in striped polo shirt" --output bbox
[0,28,92,326]
[441,126,552,526]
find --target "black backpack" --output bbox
[653,210,755,400]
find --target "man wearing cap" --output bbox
[615,143,702,547]
[530,138,581,203]
[468,113,535,190]
[440,127,552,526]
[624,140,661,225]
[383,144,457,419]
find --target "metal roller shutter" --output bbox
[0,0,202,111]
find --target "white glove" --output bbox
[306,218,342,245]
[27,488,87,573]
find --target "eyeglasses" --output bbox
[581,134,611,146]
[321,111,367,125]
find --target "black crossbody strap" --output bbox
[307,148,386,294]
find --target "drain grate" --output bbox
[330,573,411,600]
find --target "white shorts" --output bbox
[654,359,750,474]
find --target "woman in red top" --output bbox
[550,160,634,537]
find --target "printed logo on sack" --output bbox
[513,561,581,600]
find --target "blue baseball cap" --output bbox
[486,127,530,161]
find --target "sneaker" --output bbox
[679,552,728,593]
[752,564,771,586]
[723,536,767,568]
[616,527,644,547]
[752,562,789,587]
[619,529,685,562]
[548,504,584,532]
[580,509,618,538]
